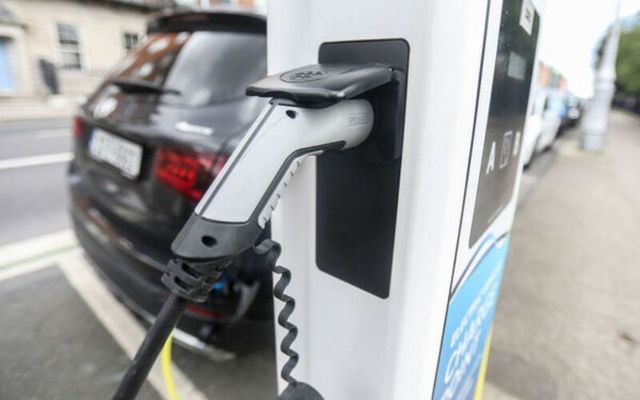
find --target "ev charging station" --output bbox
[114,0,542,399]
[266,0,541,399]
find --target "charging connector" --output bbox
[114,62,397,400]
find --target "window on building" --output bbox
[57,23,82,70]
[123,32,141,53]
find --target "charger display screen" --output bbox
[469,0,540,247]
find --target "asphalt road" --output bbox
[0,119,72,245]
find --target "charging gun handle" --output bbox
[170,99,373,262]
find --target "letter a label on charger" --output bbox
[485,142,496,174]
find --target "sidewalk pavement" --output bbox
[484,110,640,400]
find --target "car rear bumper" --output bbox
[72,205,230,338]
[68,154,274,344]
[69,179,264,341]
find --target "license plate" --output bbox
[89,129,143,178]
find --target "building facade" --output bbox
[174,0,264,11]
[0,0,164,98]
[537,61,568,92]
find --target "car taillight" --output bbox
[154,148,229,201]
[185,303,224,321]
[72,116,86,139]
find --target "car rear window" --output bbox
[110,31,266,107]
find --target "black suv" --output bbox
[68,9,270,351]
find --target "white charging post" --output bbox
[267,0,542,399]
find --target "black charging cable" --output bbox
[113,242,323,400]
[113,294,187,400]
[113,257,227,400]
[255,240,324,400]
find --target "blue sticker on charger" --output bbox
[433,237,509,400]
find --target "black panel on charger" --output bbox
[316,39,410,298]
[246,63,393,108]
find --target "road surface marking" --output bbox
[36,129,70,138]
[0,247,81,283]
[0,152,73,170]
[0,230,79,282]
[0,235,78,282]
[59,254,208,400]
[0,229,77,271]
[0,129,70,143]
[0,261,55,283]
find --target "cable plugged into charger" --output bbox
[113,62,399,400]
[255,240,324,400]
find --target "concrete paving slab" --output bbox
[0,266,158,400]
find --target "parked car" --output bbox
[560,93,582,131]
[521,89,564,167]
[68,9,271,352]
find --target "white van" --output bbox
[521,89,564,167]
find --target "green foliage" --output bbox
[616,27,640,95]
